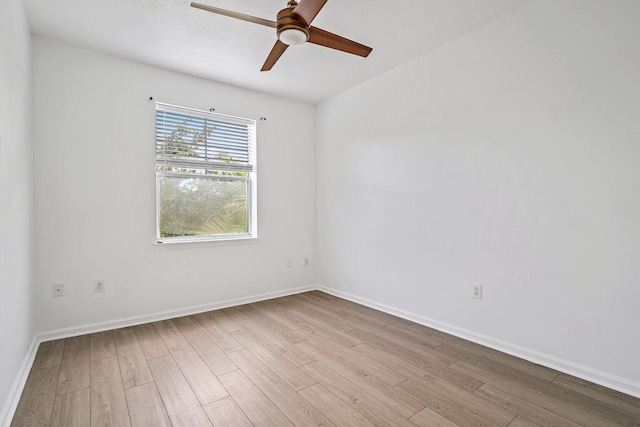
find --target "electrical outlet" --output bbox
[286,259,292,269]
[53,284,64,297]
[304,257,310,267]
[472,284,483,299]
[94,280,105,293]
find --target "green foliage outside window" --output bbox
[158,175,248,238]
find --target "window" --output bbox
[155,103,256,243]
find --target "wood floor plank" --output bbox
[191,313,244,353]
[295,292,349,315]
[342,306,416,332]
[433,337,558,382]
[404,323,461,342]
[300,327,407,386]
[308,291,366,312]
[164,334,228,405]
[241,306,308,344]
[299,383,375,427]
[172,315,237,375]
[90,356,131,427]
[207,309,245,333]
[442,346,637,426]
[231,328,317,391]
[148,355,212,427]
[299,318,362,348]
[397,379,500,427]
[202,396,252,427]
[288,301,355,333]
[474,384,582,427]
[217,369,294,427]
[405,323,479,352]
[237,316,315,366]
[228,348,335,426]
[451,361,622,427]
[89,331,116,361]
[343,315,443,350]
[220,305,252,323]
[354,343,482,393]
[310,294,380,315]
[298,339,424,418]
[257,297,290,312]
[409,407,460,427]
[269,307,310,331]
[349,327,456,370]
[349,327,458,366]
[252,301,308,331]
[125,382,172,427]
[438,345,533,383]
[274,294,300,307]
[56,335,90,395]
[552,373,640,418]
[133,323,170,360]
[51,388,90,427]
[303,290,353,305]
[152,319,181,340]
[11,366,59,427]
[352,345,515,425]
[405,375,517,425]
[291,310,363,346]
[32,340,65,369]
[292,291,368,314]
[507,416,545,427]
[113,328,153,389]
[301,361,418,427]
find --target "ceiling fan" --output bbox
[190,0,373,71]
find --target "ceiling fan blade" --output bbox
[261,40,289,71]
[191,2,277,28]
[308,26,372,57]
[291,0,328,26]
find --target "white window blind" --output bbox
[156,103,256,173]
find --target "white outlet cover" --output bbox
[53,284,64,297]
[94,280,105,293]
[473,285,483,299]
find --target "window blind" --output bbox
[156,103,256,173]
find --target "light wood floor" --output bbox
[10,291,640,426]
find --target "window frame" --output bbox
[154,102,257,244]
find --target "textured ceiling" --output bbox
[23,0,535,104]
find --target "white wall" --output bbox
[33,37,316,333]
[0,0,35,420]
[317,0,640,393]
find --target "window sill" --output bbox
[154,235,260,248]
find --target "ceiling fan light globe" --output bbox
[278,28,308,46]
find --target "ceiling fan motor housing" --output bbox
[190,0,372,71]
[277,7,309,45]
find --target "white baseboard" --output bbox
[37,284,316,342]
[0,284,315,426]
[317,285,640,400]
[0,336,39,427]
